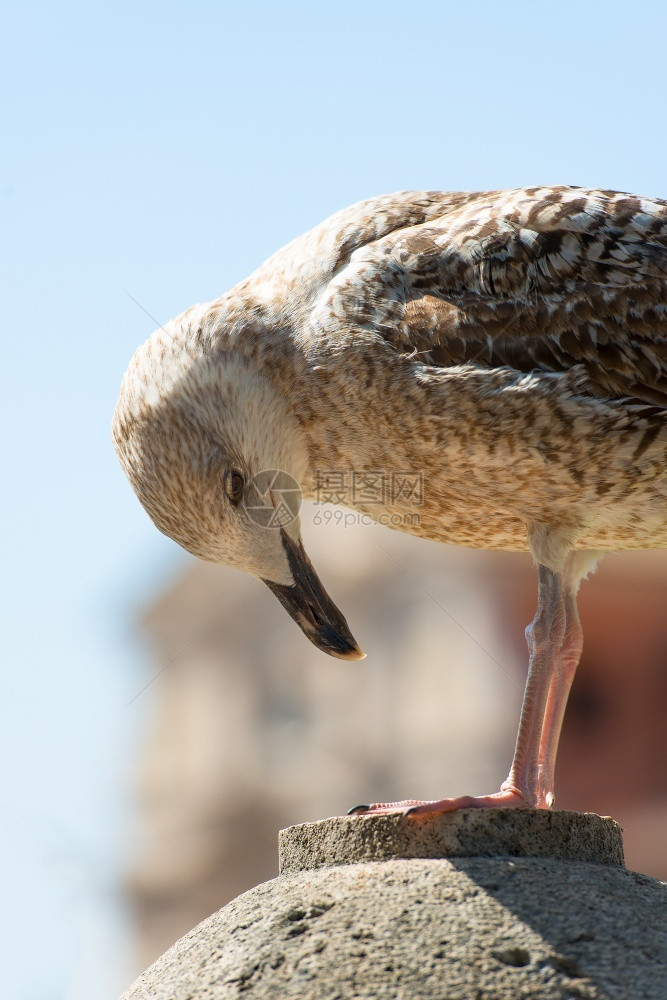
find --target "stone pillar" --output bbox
[121,810,667,999]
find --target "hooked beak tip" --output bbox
[328,644,366,662]
[262,529,364,662]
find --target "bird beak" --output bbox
[262,529,365,661]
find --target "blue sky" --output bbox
[2,1,666,996]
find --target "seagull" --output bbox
[113,186,667,816]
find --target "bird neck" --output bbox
[290,362,414,502]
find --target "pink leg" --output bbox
[349,563,579,819]
[536,579,584,806]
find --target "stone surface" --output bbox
[279,809,624,872]
[122,856,667,1000]
[121,812,667,1000]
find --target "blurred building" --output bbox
[125,505,667,972]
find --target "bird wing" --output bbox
[311,186,667,407]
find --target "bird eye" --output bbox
[226,469,245,506]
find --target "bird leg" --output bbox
[499,563,567,808]
[349,560,585,818]
[535,567,583,805]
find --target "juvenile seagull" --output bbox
[114,186,667,815]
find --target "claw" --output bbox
[346,788,535,819]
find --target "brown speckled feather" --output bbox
[309,186,667,407]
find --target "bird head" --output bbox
[113,314,364,661]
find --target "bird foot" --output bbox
[347,786,539,818]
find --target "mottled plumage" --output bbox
[114,186,667,815]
